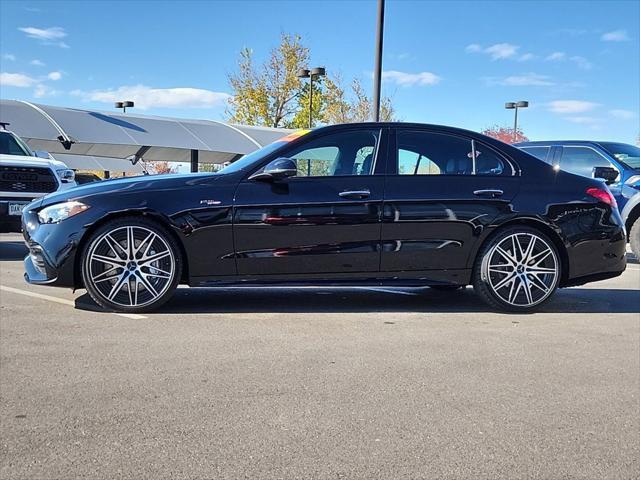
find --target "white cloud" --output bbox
[569,56,592,70]
[47,71,62,80]
[545,52,592,70]
[2,53,16,61]
[609,109,636,119]
[517,53,535,62]
[466,43,519,60]
[547,100,600,114]
[565,116,600,125]
[381,70,441,87]
[18,26,69,48]
[33,84,59,98]
[546,51,566,61]
[601,29,629,42]
[0,72,37,87]
[484,43,519,60]
[72,84,231,110]
[30,59,45,66]
[485,73,554,87]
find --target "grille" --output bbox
[0,166,58,193]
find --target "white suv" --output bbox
[1,126,77,232]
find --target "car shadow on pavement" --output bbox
[0,241,27,261]
[75,285,640,315]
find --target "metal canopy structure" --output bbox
[0,99,289,170]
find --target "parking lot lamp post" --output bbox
[114,101,134,113]
[372,0,385,122]
[505,101,528,142]
[298,67,326,128]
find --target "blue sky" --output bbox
[0,0,638,143]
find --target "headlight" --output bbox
[56,169,75,183]
[38,201,89,224]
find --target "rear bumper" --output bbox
[561,210,627,287]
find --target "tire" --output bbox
[81,217,182,313]
[629,218,640,260]
[430,285,465,291]
[472,226,561,312]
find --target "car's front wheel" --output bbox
[473,227,560,312]
[82,218,182,313]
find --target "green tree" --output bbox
[227,34,396,128]
[227,33,308,128]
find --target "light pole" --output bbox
[115,101,134,113]
[372,0,385,122]
[297,67,326,128]
[505,101,528,142]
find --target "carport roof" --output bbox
[0,99,290,164]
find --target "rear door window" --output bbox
[559,146,614,178]
[395,130,509,176]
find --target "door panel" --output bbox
[234,177,384,275]
[233,128,387,276]
[382,176,519,271]
[381,129,520,272]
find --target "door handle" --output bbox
[473,189,504,198]
[339,189,371,199]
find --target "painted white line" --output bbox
[0,285,146,320]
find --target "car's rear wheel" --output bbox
[82,218,182,313]
[473,227,560,312]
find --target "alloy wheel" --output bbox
[86,226,175,308]
[482,233,559,308]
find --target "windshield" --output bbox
[218,140,287,174]
[600,142,640,169]
[0,131,33,157]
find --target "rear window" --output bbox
[520,146,551,163]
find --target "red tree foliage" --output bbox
[481,125,529,144]
[150,161,176,175]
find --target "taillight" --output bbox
[586,187,617,208]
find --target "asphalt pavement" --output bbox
[1,233,638,479]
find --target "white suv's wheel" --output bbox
[473,227,560,312]
[82,218,181,313]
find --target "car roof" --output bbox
[514,140,608,147]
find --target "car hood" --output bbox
[36,172,233,208]
[0,154,67,169]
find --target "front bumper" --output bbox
[21,205,89,288]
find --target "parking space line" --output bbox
[0,285,146,320]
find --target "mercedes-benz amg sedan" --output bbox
[21,123,626,313]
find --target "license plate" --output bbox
[8,202,28,216]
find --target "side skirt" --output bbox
[188,269,472,288]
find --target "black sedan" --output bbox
[21,123,626,313]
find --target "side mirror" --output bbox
[34,150,51,159]
[593,166,618,185]
[249,157,297,181]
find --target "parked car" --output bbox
[515,140,640,258]
[1,124,76,232]
[74,172,103,185]
[21,123,626,313]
